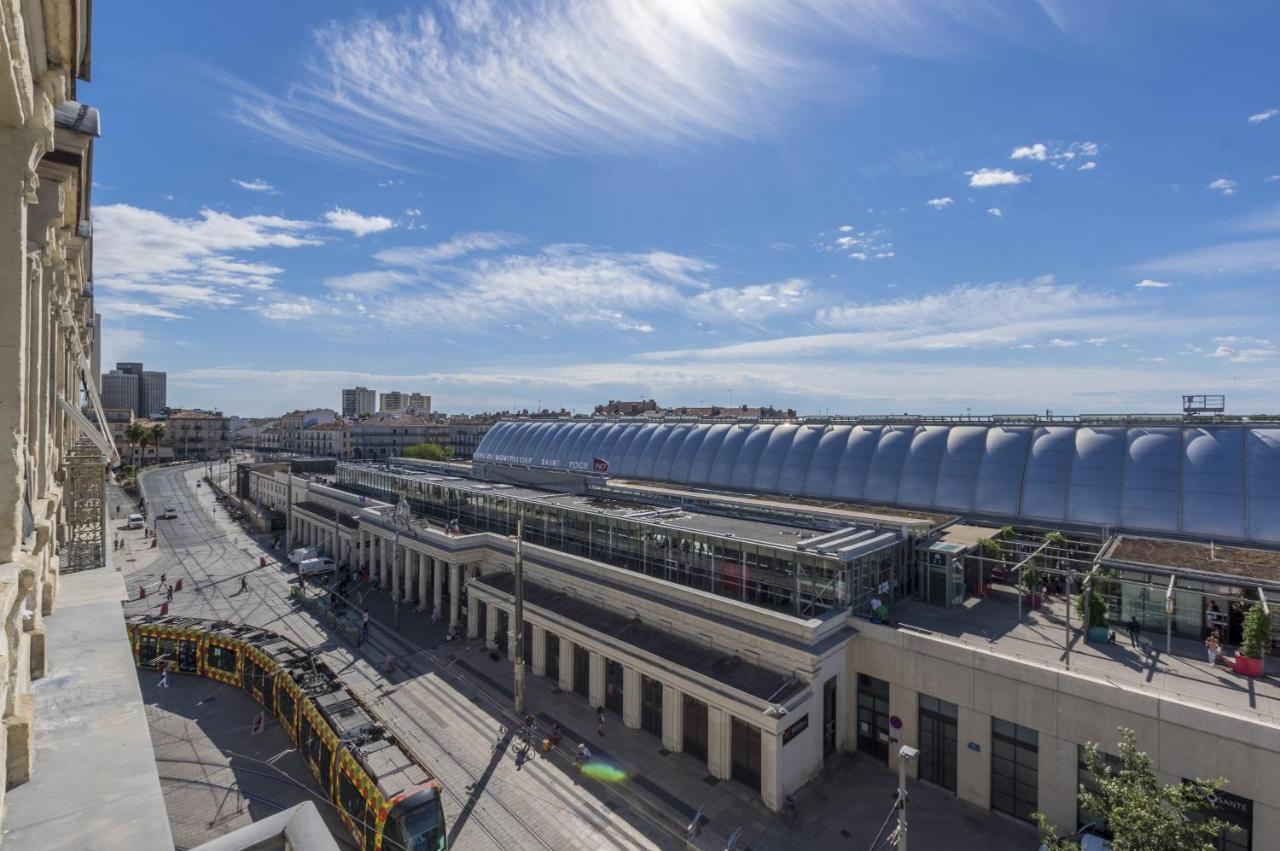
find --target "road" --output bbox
[122,462,676,851]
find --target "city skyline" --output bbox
[92,2,1280,417]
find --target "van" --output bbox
[298,557,337,578]
[127,513,145,530]
[289,547,318,566]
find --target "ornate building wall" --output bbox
[0,0,96,818]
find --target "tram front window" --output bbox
[392,799,445,850]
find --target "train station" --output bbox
[239,411,1280,848]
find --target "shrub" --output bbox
[1240,603,1272,659]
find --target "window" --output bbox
[991,718,1038,822]
[604,659,624,715]
[177,640,199,673]
[338,768,365,824]
[857,674,891,760]
[918,695,958,793]
[640,675,663,737]
[276,686,297,728]
[207,644,237,674]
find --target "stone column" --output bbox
[558,639,574,693]
[433,558,444,615]
[956,707,991,811]
[662,685,683,752]
[761,728,783,811]
[888,683,919,778]
[391,543,403,600]
[623,668,641,730]
[417,553,429,611]
[531,625,547,675]
[707,706,732,780]
[448,562,461,629]
[588,651,605,710]
[467,593,480,639]
[380,538,391,589]
[484,603,499,649]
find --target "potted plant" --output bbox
[1021,565,1044,609]
[1077,583,1110,643]
[1233,603,1271,677]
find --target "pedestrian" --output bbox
[239,575,248,594]
[115,504,120,516]
[159,668,169,688]
[160,572,166,585]
[362,611,370,636]
[1205,631,1222,666]
[166,583,174,602]
[1127,615,1141,648]
[597,705,605,737]
[576,742,592,765]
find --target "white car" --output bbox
[289,547,318,566]
[162,507,177,519]
[126,513,145,530]
[297,557,337,578]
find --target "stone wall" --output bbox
[0,0,95,827]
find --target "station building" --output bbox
[257,412,1280,848]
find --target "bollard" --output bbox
[159,602,169,616]
[151,539,158,549]
[139,585,146,599]
[260,556,267,568]
[174,578,183,592]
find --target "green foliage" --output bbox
[1036,728,1236,851]
[1240,602,1272,659]
[1020,566,1042,592]
[978,537,1003,556]
[1043,530,1068,547]
[149,423,165,445]
[997,525,1015,540]
[1075,583,1109,628]
[402,442,450,462]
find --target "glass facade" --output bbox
[991,718,1038,822]
[336,463,906,619]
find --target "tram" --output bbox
[126,614,446,851]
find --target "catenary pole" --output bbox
[513,514,526,716]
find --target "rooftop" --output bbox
[1104,535,1280,584]
[478,572,808,704]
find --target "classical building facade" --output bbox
[0,0,101,824]
[164,409,231,460]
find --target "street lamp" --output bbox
[895,745,919,851]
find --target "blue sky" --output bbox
[92,1,1280,417]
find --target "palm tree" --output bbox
[148,423,166,461]
[124,422,147,466]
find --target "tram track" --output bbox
[128,464,626,851]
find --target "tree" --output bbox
[124,423,147,465]
[402,442,450,461]
[1075,580,1109,629]
[149,424,166,460]
[1035,727,1236,851]
[1240,602,1272,659]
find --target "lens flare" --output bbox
[581,761,628,783]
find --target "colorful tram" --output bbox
[126,614,446,851]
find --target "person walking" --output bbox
[1127,615,1141,648]
[159,668,169,688]
[166,583,174,602]
[239,575,248,594]
[1205,631,1222,665]
[597,706,605,737]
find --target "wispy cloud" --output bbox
[233,178,277,193]
[926,196,954,209]
[820,225,893,260]
[967,168,1028,188]
[375,232,523,267]
[323,208,395,236]
[987,207,1003,217]
[1009,140,1098,170]
[1135,278,1172,288]
[1211,336,1275,363]
[1247,108,1278,124]
[230,1,1046,162]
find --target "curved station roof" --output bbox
[474,419,1280,546]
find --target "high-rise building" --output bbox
[379,390,431,414]
[140,370,167,417]
[101,370,139,414]
[107,362,166,417]
[342,386,377,418]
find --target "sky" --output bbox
[90,0,1280,417]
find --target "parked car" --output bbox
[126,513,145,529]
[297,557,337,578]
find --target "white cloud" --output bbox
[375,232,523,267]
[926,196,954,209]
[1048,338,1079,347]
[1135,279,1172,288]
[1010,143,1048,161]
[688,279,813,323]
[232,2,1040,161]
[92,204,320,314]
[233,178,276,192]
[93,300,188,320]
[323,207,395,236]
[1247,108,1278,124]
[1077,161,1097,171]
[1140,239,1280,275]
[1207,178,1237,195]
[967,168,1028,188]
[1210,336,1276,363]
[323,269,415,294]
[250,298,321,322]
[823,225,894,261]
[987,207,1003,217]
